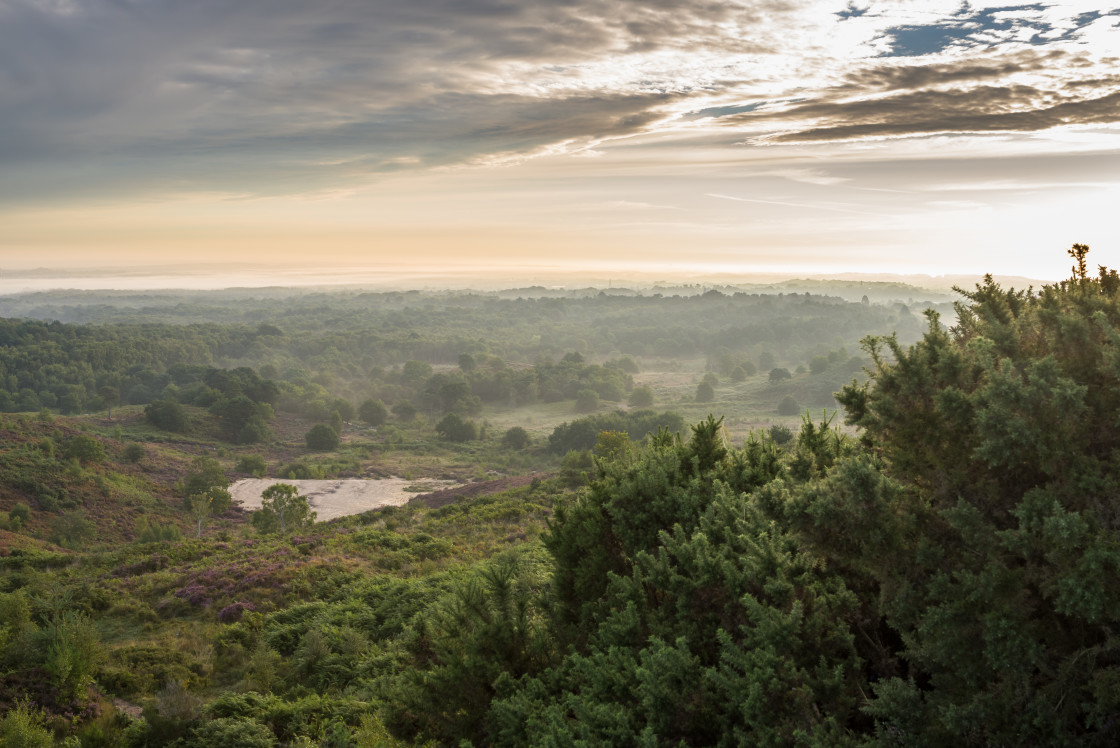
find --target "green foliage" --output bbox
[176,456,230,498]
[123,442,146,463]
[574,388,599,413]
[593,430,630,461]
[52,511,95,549]
[828,250,1120,744]
[435,413,477,442]
[558,449,593,488]
[135,516,182,543]
[236,454,268,477]
[482,415,864,745]
[252,483,315,534]
[548,410,685,455]
[305,424,340,451]
[768,423,794,446]
[187,486,233,537]
[8,502,30,529]
[145,398,189,432]
[62,434,104,464]
[391,400,417,421]
[501,426,531,450]
[213,395,272,444]
[41,611,103,700]
[180,718,277,748]
[397,555,553,744]
[777,394,800,415]
[357,398,388,427]
[0,701,53,748]
[695,380,715,402]
[768,367,792,383]
[627,385,654,407]
[402,360,433,382]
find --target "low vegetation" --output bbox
[2,252,1114,744]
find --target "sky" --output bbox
[2,0,1119,283]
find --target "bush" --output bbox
[123,443,146,463]
[252,483,315,534]
[63,434,104,464]
[435,414,478,442]
[392,401,417,421]
[768,424,794,445]
[628,386,654,407]
[559,450,593,488]
[236,454,269,477]
[777,395,800,415]
[768,367,793,384]
[146,398,190,432]
[41,610,103,700]
[9,502,30,528]
[358,398,388,427]
[574,389,600,413]
[0,701,53,748]
[305,424,340,451]
[501,426,532,450]
[135,517,182,543]
[52,511,95,549]
[181,718,277,748]
[695,381,715,402]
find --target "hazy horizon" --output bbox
[0,260,1051,296]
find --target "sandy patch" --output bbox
[230,478,458,522]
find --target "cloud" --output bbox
[2,0,1120,204]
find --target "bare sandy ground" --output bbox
[230,478,458,522]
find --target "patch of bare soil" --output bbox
[230,477,458,522]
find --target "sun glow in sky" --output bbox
[3,0,1120,282]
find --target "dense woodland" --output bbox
[2,259,1117,745]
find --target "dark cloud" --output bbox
[762,88,1120,142]
[714,47,1120,144]
[1,0,1117,202]
[838,50,1067,92]
[0,0,764,200]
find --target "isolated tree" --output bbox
[186,486,233,538]
[99,386,120,419]
[252,483,314,534]
[628,385,654,407]
[695,381,715,402]
[502,426,532,450]
[176,456,230,498]
[768,367,792,384]
[436,413,478,442]
[777,395,800,415]
[574,389,600,413]
[305,424,340,450]
[358,398,388,427]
